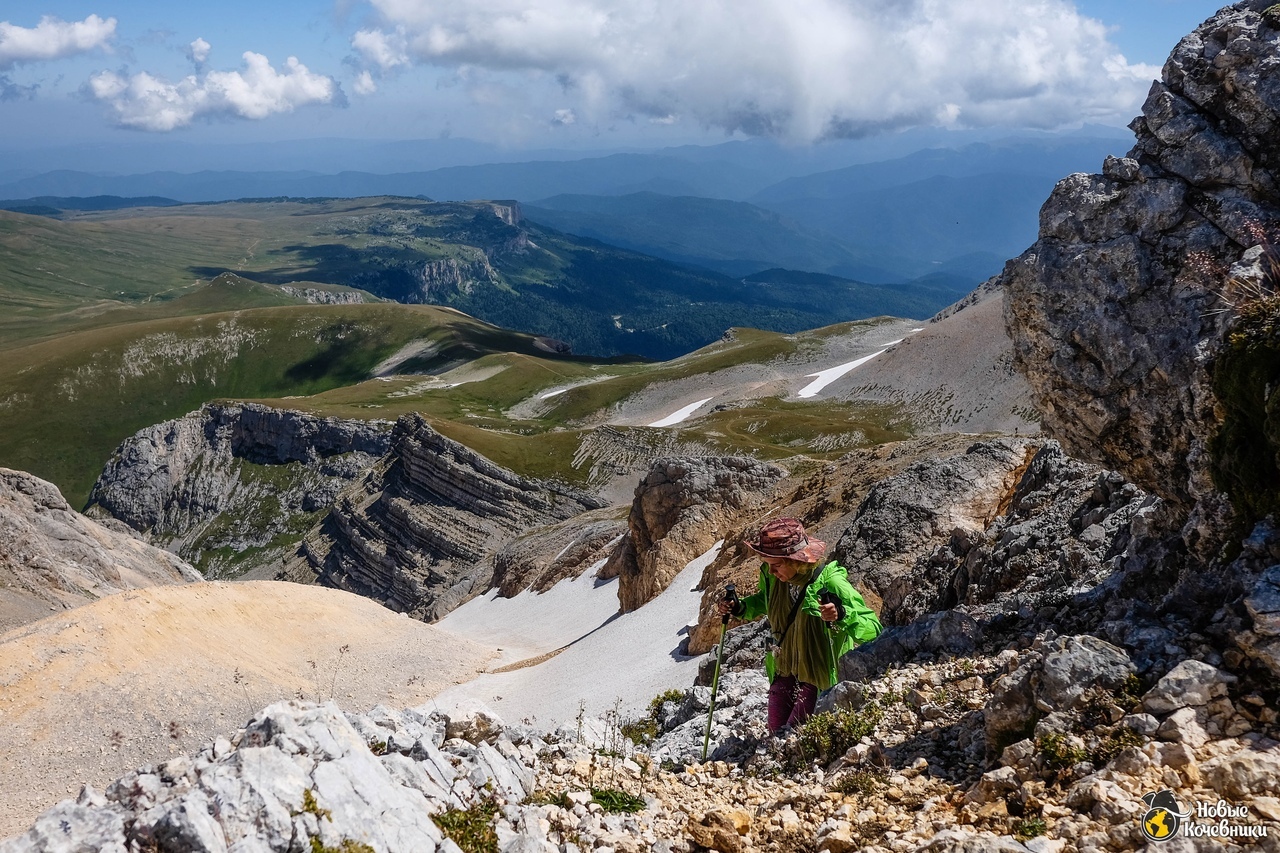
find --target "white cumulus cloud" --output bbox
[0,14,116,68]
[90,52,340,131]
[357,0,1160,139]
[352,26,411,71]
[353,68,378,94]
[188,37,211,65]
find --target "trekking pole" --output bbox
[701,583,737,762]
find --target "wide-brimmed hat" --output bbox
[745,517,826,564]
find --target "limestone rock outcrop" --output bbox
[831,439,1038,624]
[1002,0,1280,518]
[489,507,627,597]
[0,701,534,853]
[603,456,787,613]
[292,413,606,620]
[86,402,391,578]
[0,468,199,629]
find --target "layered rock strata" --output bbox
[86,402,391,578]
[489,507,627,597]
[0,468,199,630]
[602,456,788,613]
[293,413,605,620]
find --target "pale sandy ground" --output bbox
[835,289,1038,435]
[0,581,494,839]
[431,544,721,728]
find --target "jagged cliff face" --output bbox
[1002,0,1280,676]
[86,403,391,578]
[1002,1,1279,528]
[291,413,606,620]
[0,469,200,630]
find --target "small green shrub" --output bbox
[525,789,572,809]
[1264,4,1280,24]
[309,840,375,853]
[590,787,646,813]
[618,717,658,744]
[1117,674,1143,709]
[831,769,885,795]
[433,800,499,853]
[298,789,331,821]
[619,688,684,744]
[1013,816,1047,840]
[296,790,373,853]
[1092,726,1146,765]
[1037,732,1088,771]
[796,704,884,764]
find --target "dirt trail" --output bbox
[0,581,495,839]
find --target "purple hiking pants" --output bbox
[768,674,818,733]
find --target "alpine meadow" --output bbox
[2,2,1278,852]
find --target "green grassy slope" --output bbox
[0,197,941,360]
[239,321,914,486]
[0,295,602,506]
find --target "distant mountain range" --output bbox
[0,133,1131,285]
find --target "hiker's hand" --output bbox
[716,600,734,617]
[819,602,839,622]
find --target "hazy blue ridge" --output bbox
[757,172,1058,279]
[523,192,890,280]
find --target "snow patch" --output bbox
[432,542,722,721]
[797,349,888,398]
[648,397,714,427]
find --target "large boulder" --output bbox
[1002,1,1280,536]
[830,438,1036,624]
[603,457,786,612]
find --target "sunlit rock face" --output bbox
[294,413,605,621]
[1002,1,1280,521]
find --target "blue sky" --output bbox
[0,0,1228,150]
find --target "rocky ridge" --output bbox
[0,468,199,630]
[837,282,1039,436]
[1002,0,1280,676]
[288,413,607,620]
[10,633,1278,853]
[86,402,391,578]
[1002,0,1279,529]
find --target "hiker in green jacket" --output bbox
[717,517,882,734]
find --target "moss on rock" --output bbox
[1210,296,1280,525]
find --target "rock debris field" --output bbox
[0,581,493,840]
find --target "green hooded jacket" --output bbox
[735,560,882,690]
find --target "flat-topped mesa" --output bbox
[293,413,606,621]
[1002,1,1280,535]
